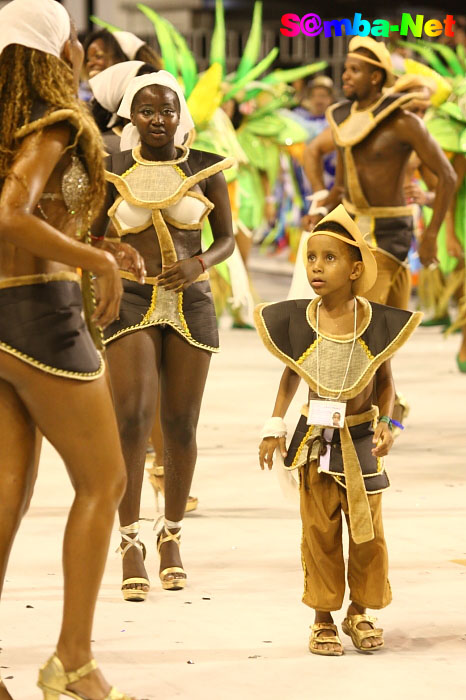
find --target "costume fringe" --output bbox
[417,266,445,315]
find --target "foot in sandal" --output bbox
[309,612,344,656]
[341,602,384,651]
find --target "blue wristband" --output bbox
[390,418,404,430]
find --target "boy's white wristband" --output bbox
[261,417,287,438]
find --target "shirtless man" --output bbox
[306,36,456,310]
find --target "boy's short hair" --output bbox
[312,221,362,262]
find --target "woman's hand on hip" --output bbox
[96,240,147,283]
[92,252,123,329]
[156,258,204,291]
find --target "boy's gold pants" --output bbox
[299,462,392,612]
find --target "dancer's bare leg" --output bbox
[159,329,211,579]
[0,353,127,699]
[106,328,162,594]
[0,378,39,700]
[150,396,164,465]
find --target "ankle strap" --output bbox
[117,521,145,559]
[119,521,140,536]
[153,514,183,533]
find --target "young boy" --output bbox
[255,205,421,656]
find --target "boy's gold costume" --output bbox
[255,205,421,611]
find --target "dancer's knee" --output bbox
[162,412,197,446]
[118,403,154,443]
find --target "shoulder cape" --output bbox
[254,297,422,400]
[326,92,422,147]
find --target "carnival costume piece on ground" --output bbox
[99,71,234,600]
[255,206,421,655]
[326,37,419,310]
[400,43,466,371]
[0,1,136,698]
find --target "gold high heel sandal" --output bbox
[117,522,150,602]
[37,654,132,699]
[146,463,199,513]
[156,524,187,591]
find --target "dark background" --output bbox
[203,0,464,20]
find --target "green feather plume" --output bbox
[89,15,122,33]
[210,0,226,78]
[417,39,464,77]
[168,27,198,98]
[236,2,262,82]
[137,3,178,77]
[263,61,329,86]
[223,47,279,102]
[456,44,466,72]
[398,41,450,77]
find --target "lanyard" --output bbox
[316,298,357,400]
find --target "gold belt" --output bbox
[300,404,379,545]
[0,270,80,290]
[343,198,414,219]
[119,270,209,285]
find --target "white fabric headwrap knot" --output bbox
[113,31,145,60]
[118,71,195,150]
[89,61,146,114]
[0,0,70,59]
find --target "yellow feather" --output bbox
[403,58,452,107]
[187,63,223,127]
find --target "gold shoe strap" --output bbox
[65,658,98,684]
[157,526,181,553]
[117,521,145,559]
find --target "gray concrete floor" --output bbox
[1,268,465,700]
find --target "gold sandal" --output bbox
[117,522,150,602]
[309,623,344,656]
[37,654,133,699]
[341,613,384,651]
[156,524,187,591]
[146,463,199,513]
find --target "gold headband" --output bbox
[347,52,392,75]
[308,230,359,248]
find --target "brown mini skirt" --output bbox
[0,275,104,380]
[104,276,219,353]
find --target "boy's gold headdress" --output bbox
[304,204,378,294]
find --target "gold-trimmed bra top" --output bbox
[106,145,231,236]
[39,155,89,215]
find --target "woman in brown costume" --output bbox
[0,1,143,698]
[93,72,235,601]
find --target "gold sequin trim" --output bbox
[172,164,187,180]
[121,162,139,178]
[296,337,321,365]
[357,337,374,360]
[0,341,105,381]
[288,424,315,470]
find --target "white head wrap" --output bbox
[89,61,146,114]
[118,71,195,150]
[113,31,145,60]
[0,0,70,59]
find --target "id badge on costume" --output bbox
[307,400,346,428]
